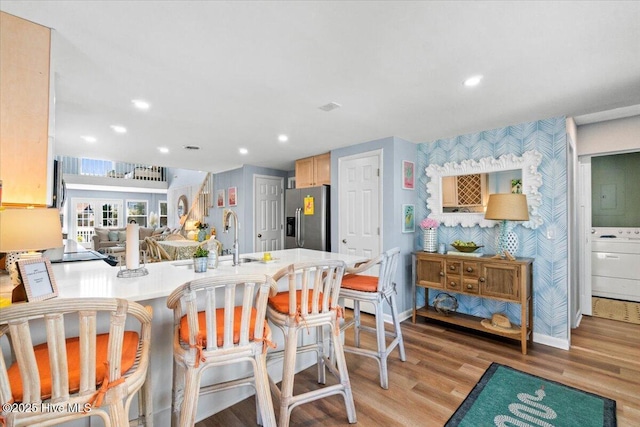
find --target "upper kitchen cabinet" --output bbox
[0,12,52,206]
[295,152,330,188]
[442,173,487,211]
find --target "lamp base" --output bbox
[495,221,519,256]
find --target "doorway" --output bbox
[253,175,284,252]
[337,150,382,259]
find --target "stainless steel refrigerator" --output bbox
[285,185,330,251]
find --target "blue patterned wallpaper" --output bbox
[416,117,568,340]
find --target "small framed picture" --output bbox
[16,258,58,302]
[402,204,415,233]
[228,187,237,206]
[402,160,415,190]
[216,189,225,208]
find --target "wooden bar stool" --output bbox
[0,298,153,426]
[167,274,277,427]
[266,260,356,427]
[339,247,406,389]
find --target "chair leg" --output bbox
[107,399,128,427]
[140,365,154,426]
[389,293,406,361]
[278,325,299,427]
[254,353,277,427]
[316,325,326,385]
[178,367,200,427]
[353,300,361,348]
[331,323,357,424]
[374,299,390,390]
[171,358,185,427]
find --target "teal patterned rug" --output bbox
[446,363,616,427]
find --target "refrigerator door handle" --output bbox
[296,207,304,247]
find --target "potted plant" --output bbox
[193,246,209,272]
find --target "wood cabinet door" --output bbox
[0,12,51,206]
[479,263,520,301]
[295,157,314,188]
[417,257,444,289]
[442,176,457,206]
[314,152,331,185]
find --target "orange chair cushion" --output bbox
[268,290,326,314]
[179,307,267,347]
[7,331,140,402]
[341,274,378,292]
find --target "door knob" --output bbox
[342,239,347,244]
[257,234,262,238]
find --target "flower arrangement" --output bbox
[420,218,439,230]
[194,221,208,230]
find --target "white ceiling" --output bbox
[2,1,640,172]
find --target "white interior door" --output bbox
[254,175,284,252]
[338,150,382,260]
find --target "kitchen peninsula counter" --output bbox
[50,248,366,425]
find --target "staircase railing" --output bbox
[180,173,215,234]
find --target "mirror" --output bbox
[177,195,188,220]
[426,150,543,229]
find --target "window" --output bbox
[80,158,114,176]
[126,200,148,226]
[159,201,168,227]
[100,203,120,227]
[71,198,122,247]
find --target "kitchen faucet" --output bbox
[223,210,240,266]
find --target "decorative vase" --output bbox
[197,229,206,242]
[193,257,208,273]
[423,228,437,252]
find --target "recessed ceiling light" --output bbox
[81,135,97,143]
[319,102,341,112]
[463,75,483,87]
[278,134,288,142]
[239,148,248,155]
[132,99,150,110]
[111,125,127,134]
[158,147,169,154]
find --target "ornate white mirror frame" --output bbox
[425,150,543,229]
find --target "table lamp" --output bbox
[0,208,63,300]
[484,194,529,257]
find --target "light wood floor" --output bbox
[196,312,640,427]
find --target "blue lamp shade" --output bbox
[484,194,529,256]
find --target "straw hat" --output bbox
[480,313,520,334]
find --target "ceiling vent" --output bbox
[318,102,342,112]
[183,145,201,150]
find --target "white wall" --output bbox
[577,115,640,155]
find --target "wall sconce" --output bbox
[484,194,529,257]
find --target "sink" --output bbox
[218,256,259,265]
[171,257,259,269]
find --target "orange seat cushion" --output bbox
[179,307,267,347]
[268,290,326,314]
[8,331,140,402]
[341,274,378,292]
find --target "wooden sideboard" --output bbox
[412,252,533,354]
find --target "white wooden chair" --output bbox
[266,260,356,427]
[165,234,187,241]
[167,275,277,427]
[0,298,153,427]
[339,247,405,389]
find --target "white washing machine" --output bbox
[591,228,640,302]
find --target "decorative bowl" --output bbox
[451,244,484,253]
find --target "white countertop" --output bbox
[51,248,367,302]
